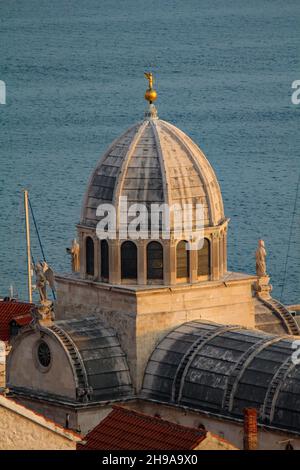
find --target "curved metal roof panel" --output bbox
[141,321,300,433]
[54,316,133,402]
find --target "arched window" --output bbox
[100,240,109,281]
[121,241,137,280]
[176,241,189,280]
[147,242,163,281]
[86,236,94,276]
[197,238,211,276]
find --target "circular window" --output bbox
[37,341,51,368]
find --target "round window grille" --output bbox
[37,341,51,368]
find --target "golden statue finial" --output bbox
[144,72,153,89]
[144,72,157,104]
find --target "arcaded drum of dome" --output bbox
[81,112,224,229]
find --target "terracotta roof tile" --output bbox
[78,406,206,450]
[12,314,33,326]
[0,300,33,341]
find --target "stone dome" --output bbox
[77,104,229,286]
[81,108,224,229]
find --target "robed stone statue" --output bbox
[256,239,267,277]
[66,239,80,273]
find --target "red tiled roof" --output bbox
[78,406,206,450]
[12,314,33,326]
[0,300,33,341]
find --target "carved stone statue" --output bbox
[32,261,56,303]
[66,239,80,273]
[256,239,267,277]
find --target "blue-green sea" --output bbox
[0,0,299,304]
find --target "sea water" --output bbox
[0,0,299,304]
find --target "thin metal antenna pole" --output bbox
[24,189,32,303]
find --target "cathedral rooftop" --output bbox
[142,320,300,434]
[78,405,207,450]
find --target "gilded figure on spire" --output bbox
[144,72,157,103]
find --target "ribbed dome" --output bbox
[81,112,224,229]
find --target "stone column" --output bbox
[161,240,169,285]
[84,233,89,279]
[79,230,85,278]
[109,239,121,284]
[168,240,177,285]
[219,232,224,277]
[138,240,147,285]
[93,236,100,280]
[223,228,228,273]
[99,240,102,280]
[211,232,220,280]
[189,244,197,283]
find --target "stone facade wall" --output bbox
[55,274,255,391]
[13,396,78,432]
[13,395,113,435]
[125,401,300,451]
[7,329,77,399]
[55,277,137,321]
[0,405,76,450]
[135,278,255,390]
[55,278,138,383]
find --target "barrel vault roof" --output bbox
[142,320,300,433]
